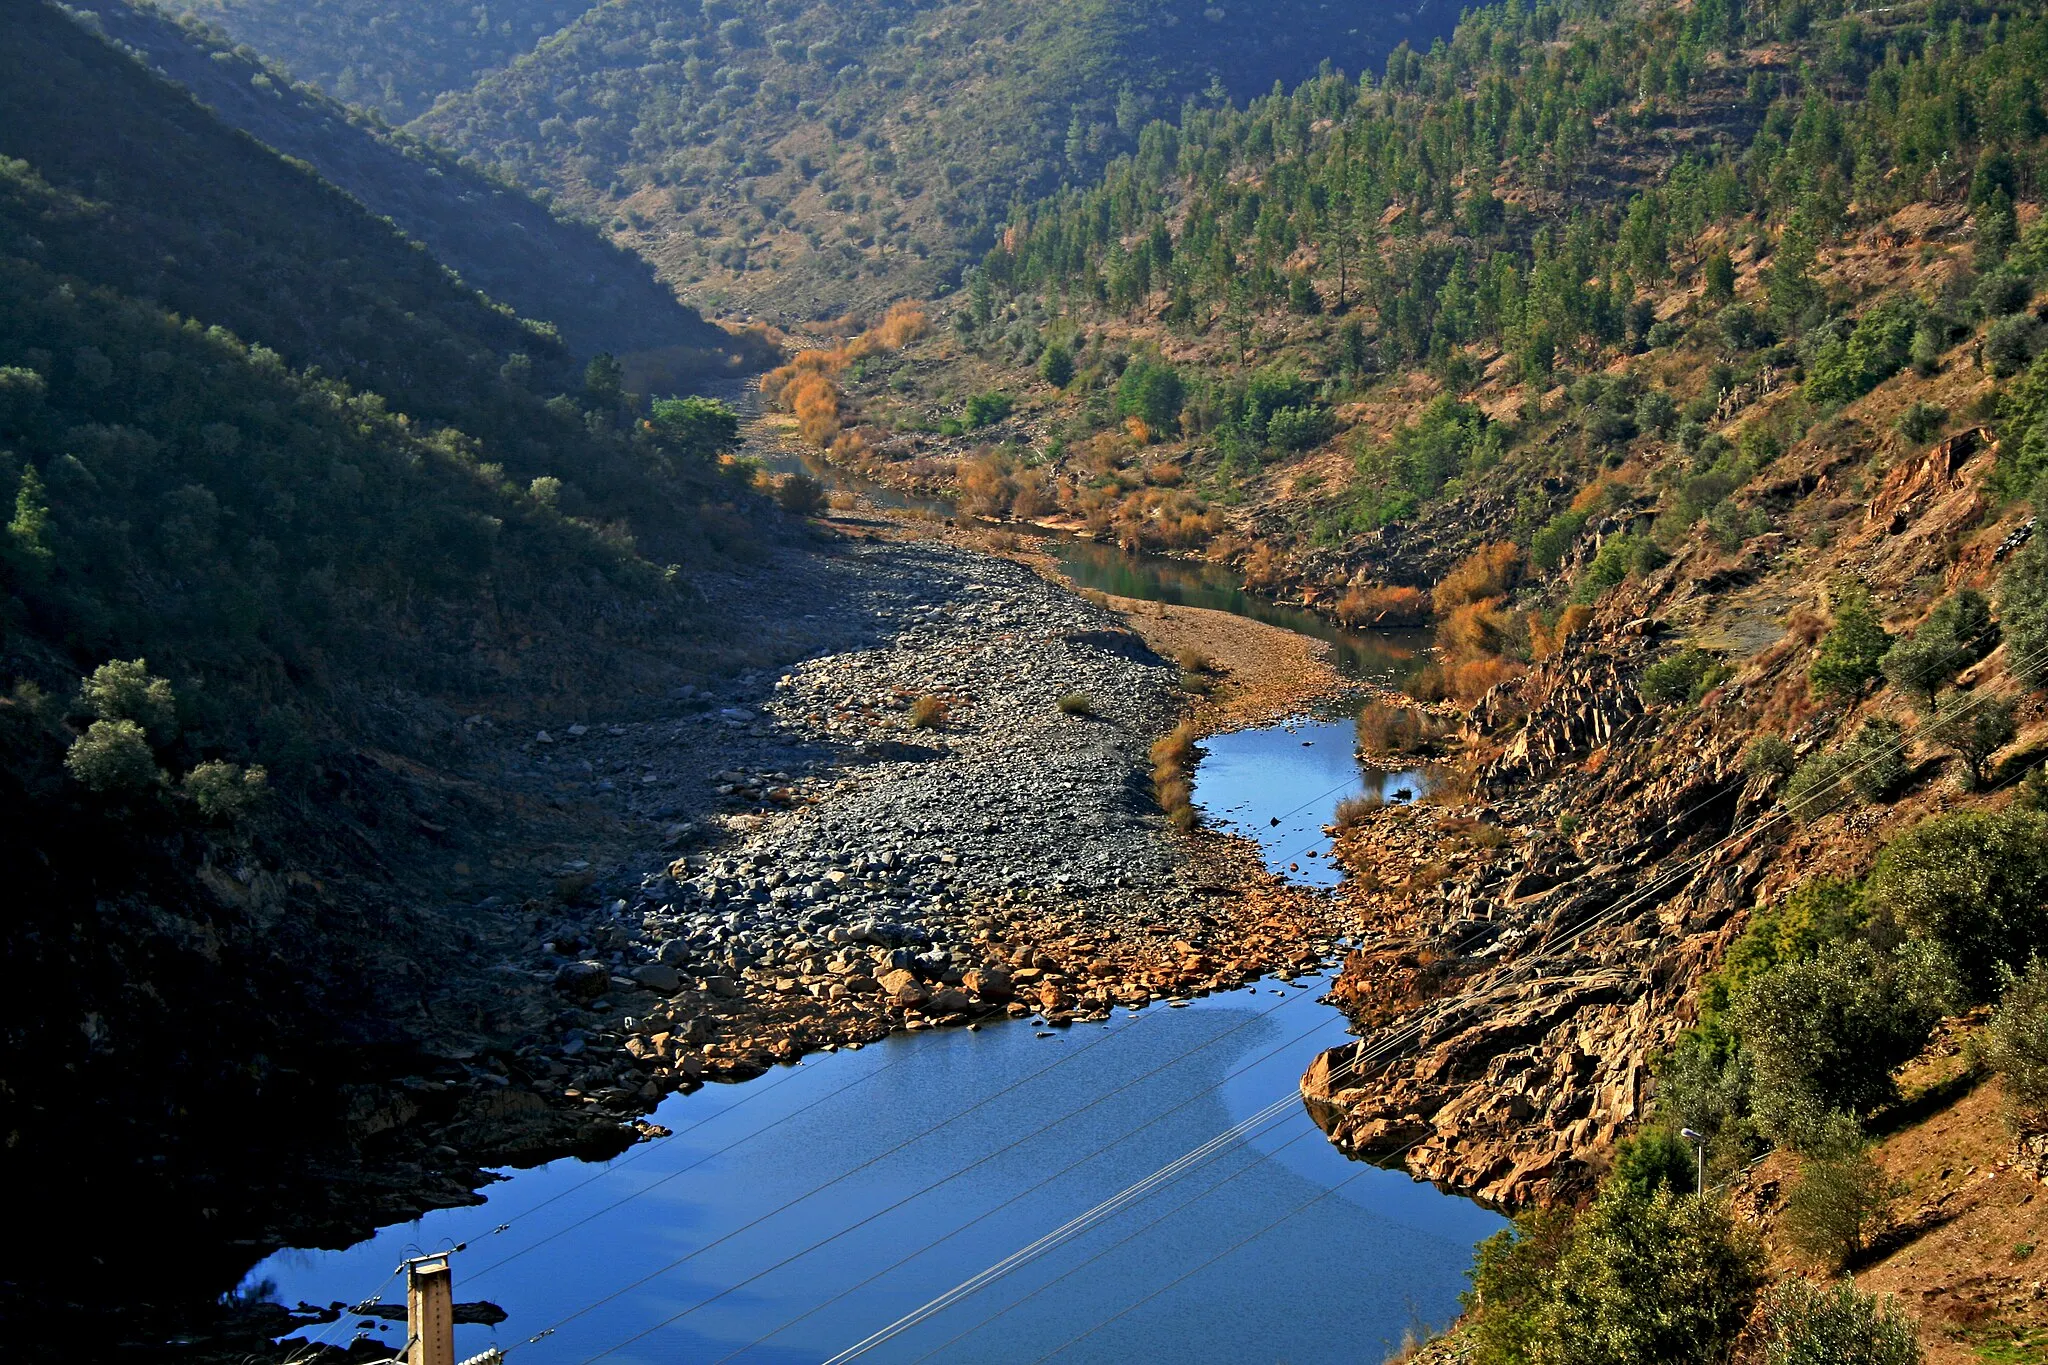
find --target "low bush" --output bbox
[1783,1135,1902,1270]
[1931,692,2016,787]
[1744,733,1798,779]
[1730,940,1951,1144]
[1895,401,1950,443]
[1841,717,1908,803]
[908,695,948,729]
[1149,719,1201,830]
[1988,957,2048,1132]
[1640,647,1724,706]
[1056,692,1095,717]
[1810,585,1893,700]
[1755,1278,1923,1365]
[1521,1185,1763,1363]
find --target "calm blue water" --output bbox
[248,978,1501,1365]
[1191,718,1425,888]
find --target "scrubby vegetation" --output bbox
[407,0,1456,318]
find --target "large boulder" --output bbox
[631,963,683,994]
[877,968,931,1008]
[553,960,609,1000]
[962,967,1013,1002]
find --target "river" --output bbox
[244,409,1498,1364]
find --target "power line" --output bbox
[592,985,1364,1365]
[817,647,2041,1361]
[519,976,1346,1359]
[464,1045,897,1284]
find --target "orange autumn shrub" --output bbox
[1528,603,1594,659]
[1434,542,1523,611]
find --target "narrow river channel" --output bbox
[246,411,1503,1363]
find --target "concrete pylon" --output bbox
[404,1253,455,1365]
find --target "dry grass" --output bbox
[1357,699,1443,756]
[1335,583,1431,626]
[1150,719,1202,830]
[908,695,948,729]
[1333,789,1386,828]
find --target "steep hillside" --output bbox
[0,5,791,1346]
[155,0,595,120]
[799,0,2048,1353]
[414,0,1460,322]
[71,0,736,368]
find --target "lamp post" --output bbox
[1681,1127,1707,1194]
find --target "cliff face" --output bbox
[1303,416,2026,1208]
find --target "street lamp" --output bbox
[1681,1127,1707,1194]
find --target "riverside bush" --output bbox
[1533,1186,1763,1363]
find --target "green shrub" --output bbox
[1465,1205,1577,1365]
[1730,940,1950,1143]
[1895,401,1949,443]
[1531,1185,1764,1363]
[1756,1278,1923,1365]
[1783,1134,1902,1269]
[80,658,177,740]
[1639,648,1722,706]
[1056,692,1095,717]
[1744,733,1798,779]
[1530,509,1588,571]
[65,718,162,793]
[1879,588,1992,709]
[1987,313,2045,378]
[965,391,1014,428]
[1805,297,1924,406]
[1809,587,1893,700]
[1931,692,2016,787]
[1988,957,2048,1132]
[1611,1126,1697,1197]
[1117,360,1185,431]
[1865,807,2048,998]
[1265,404,1335,452]
[648,395,740,459]
[1997,536,2048,691]
[180,760,268,822]
[1841,717,1908,802]
[1784,750,1850,821]
[1038,344,1074,388]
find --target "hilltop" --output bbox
[411,0,1460,322]
[74,0,740,369]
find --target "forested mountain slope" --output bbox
[413,0,1460,322]
[0,4,783,1333]
[70,0,734,364]
[810,0,2048,1352]
[155,0,596,121]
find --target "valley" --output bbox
[11,0,2048,1361]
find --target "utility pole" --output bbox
[404,1253,455,1365]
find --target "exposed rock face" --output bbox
[1302,425,2029,1210]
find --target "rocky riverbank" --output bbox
[495,527,1353,1118]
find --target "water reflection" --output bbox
[1050,540,1430,683]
